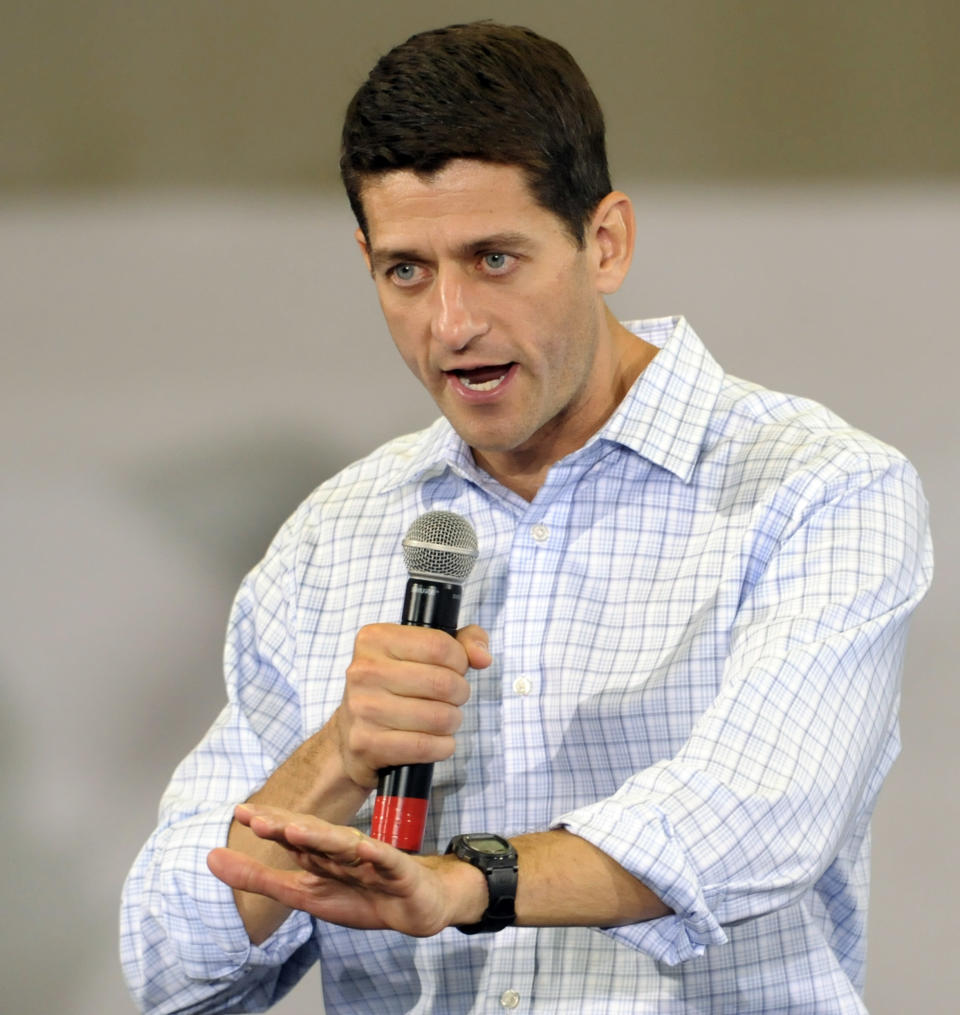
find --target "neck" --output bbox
[474,312,658,501]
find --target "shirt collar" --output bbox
[375,416,477,495]
[376,316,723,494]
[596,316,724,483]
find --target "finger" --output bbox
[233,803,322,854]
[356,692,466,735]
[239,806,374,866]
[234,802,292,837]
[456,625,492,671]
[208,845,276,894]
[354,728,458,770]
[284,820,373,865]
[221,811,407,888]
[337,711,458,783]
[351,666,472,714]
[353,624,471,684]
[381,623,470,671]
[207,847,338,913]
[347,661,471,721]
[259,813,406,879]
[233,802,256,828]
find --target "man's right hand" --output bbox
[334,622,492,790]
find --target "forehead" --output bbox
[358,160,568,247]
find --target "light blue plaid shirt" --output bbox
[121,317,932,1014]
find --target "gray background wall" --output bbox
[1,3,956,1013]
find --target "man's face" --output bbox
[357,160,618,488]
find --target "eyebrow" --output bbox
[368,231,534,273]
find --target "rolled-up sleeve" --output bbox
[120,514,320,1014]
[557,453,933,965]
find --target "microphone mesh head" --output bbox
[402,511,478,583]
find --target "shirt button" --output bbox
[531,523,549,543]
[512,676,533,696]
[500,989,521,1009]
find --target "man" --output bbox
[121,22,933,1014]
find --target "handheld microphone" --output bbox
[370,510,478,852]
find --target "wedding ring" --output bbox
[345,827,366,866]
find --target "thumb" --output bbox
[457,625,492,670]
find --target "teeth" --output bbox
[461,374,506,391]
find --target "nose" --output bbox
[430,268,487,350]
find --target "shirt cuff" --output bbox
[158,803,315,980]
[555,798,727,965]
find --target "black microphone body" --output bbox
[370,512,478,852]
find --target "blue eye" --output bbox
[393,264,417,282]
[483,253,508,270]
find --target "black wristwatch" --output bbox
[445,833,518,934]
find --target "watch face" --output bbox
[465,834,511,855]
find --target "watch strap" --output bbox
[446,834,518,934]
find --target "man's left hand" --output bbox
[207,804,485,938]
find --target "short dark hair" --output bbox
[340,22,611,247]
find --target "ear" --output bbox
[587,191,635,295]
[355,227,373,275]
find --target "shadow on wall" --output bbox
[119,429,351,584]
[0,679,91,1011]
[1,427,350,1015]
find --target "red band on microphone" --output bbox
[370,795,429,852]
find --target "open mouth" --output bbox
[454,364,514,391]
